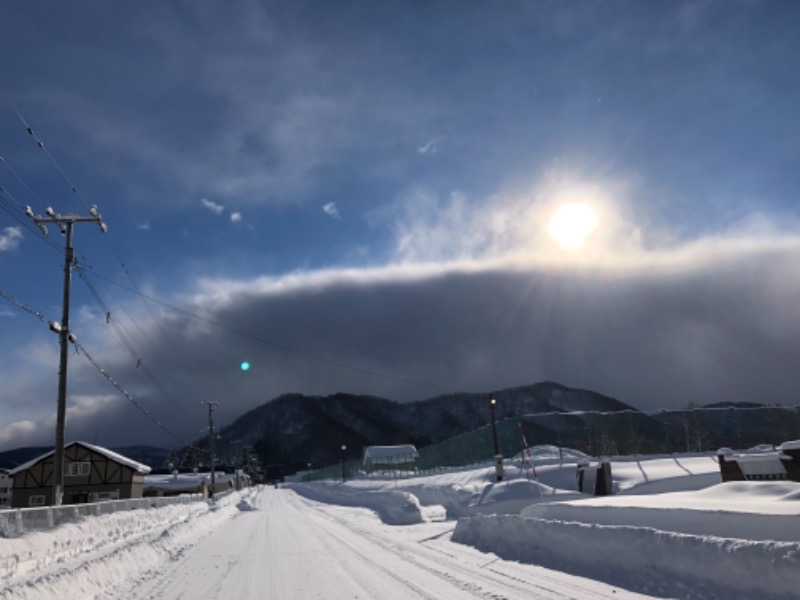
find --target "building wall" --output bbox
[11,444,147,508]
[0,471,12,508]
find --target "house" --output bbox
[9,441,151,507]
[0,469,11,508]
[362,445,418,473]
[718,441,800,482]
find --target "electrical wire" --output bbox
[2,89,214,401]
[0,287,194,447]
[82,268,456,394]
[0,288,48,322]
[0,189,64,255]
[75,264,200,416]
[71,340,189,447]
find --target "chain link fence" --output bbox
[306,405,800,482]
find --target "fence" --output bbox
[0,493,204,538]
[306,404,800,482]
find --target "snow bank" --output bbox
[0,490,254,599]
[289,482,446,525]
[452,515,800,600]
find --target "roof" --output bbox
[8,441,151,476]
[143,471,241,492]
[363,445,418,461]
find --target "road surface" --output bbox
[110,487,652,600]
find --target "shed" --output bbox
[9,441,151,507]
[362,445,418,473]
[717,441,800,482]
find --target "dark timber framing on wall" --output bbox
[9,441,150,508]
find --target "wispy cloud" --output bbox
[201,198,225,215]
[230,212,242,224]
[417,137,442,155]
[323,202,341,220]
[0,226,22,252]
[138,221,151,231]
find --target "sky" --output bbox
[1,0,800,451]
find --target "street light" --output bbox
[341,445,347,483]
[490,395,503,482]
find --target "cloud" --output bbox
[230,212,242,224]
[0,226,22,252]
[13,226,789,452]
[323,202,341,220]
[0,420,40,450]
[138,221,151,231]
[201,198,225,215]
[417,137,442,154]
[381,174,640,266]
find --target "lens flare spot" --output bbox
[240,361,250,371]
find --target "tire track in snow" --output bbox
[294,491,632,600]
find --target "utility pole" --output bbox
[490,395,503,482]
[26,205,106,506]
[207,401,218,499]
[341,444,347,483]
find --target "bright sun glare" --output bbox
[547,203,598,250]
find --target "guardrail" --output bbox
[0,493,204,538]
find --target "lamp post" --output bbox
[490,395,503,482]
[341,445,347,482]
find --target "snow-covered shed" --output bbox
[718,440,800,482]
[362,445,418,473]
[9,441,151,507]
[143,470,249,497]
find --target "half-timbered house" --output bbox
[9,441,151,507]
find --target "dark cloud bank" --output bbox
[62,242,800,449]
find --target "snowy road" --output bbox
[113,487,651,600]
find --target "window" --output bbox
[29,495,45,506]
[65,461,91,477]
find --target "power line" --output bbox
[83,268,456,394]
[75,265,201,418]
[0,155,48,213]
[1,89,85,209]
[0,288,48,322]
[72,340,190,447]
[0,190,64,254]
[2,90,454,395]
[2,89,207,399]
[0,287,193,447]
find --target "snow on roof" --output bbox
[8,441,151,476]
[144,472,239,492]
[363,445,418,461]
[79,442,151,474]
[778,440,800,451]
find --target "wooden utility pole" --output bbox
[26,205,106,506]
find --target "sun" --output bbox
[547,203,598,250]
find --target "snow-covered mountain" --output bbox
[206,381,641,472]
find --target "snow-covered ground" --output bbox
[1,448,798,599]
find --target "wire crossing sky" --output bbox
[1,1,800,450]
